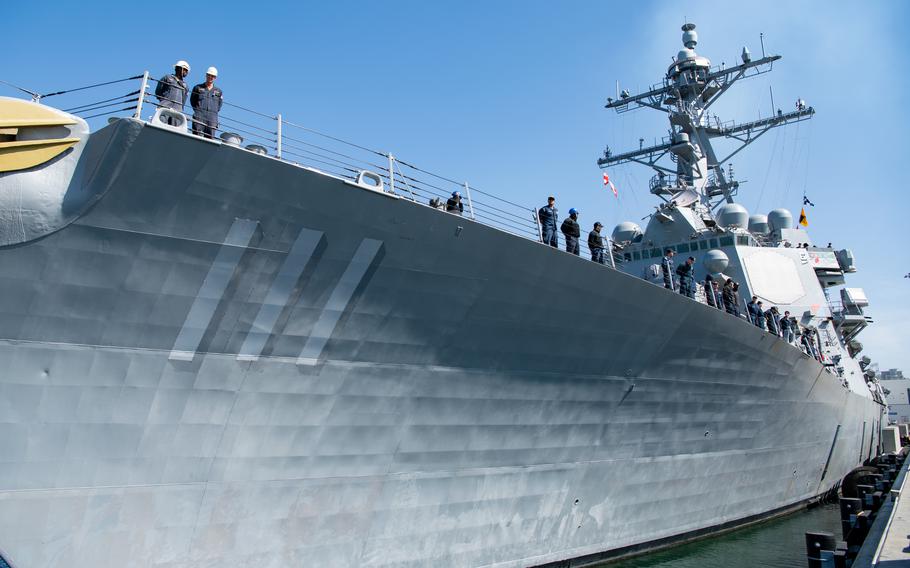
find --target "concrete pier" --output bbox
[853,449,910,567]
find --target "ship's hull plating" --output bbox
[0,120,881,567]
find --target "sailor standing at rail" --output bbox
[538,197,559,248]
[769,306,782,337]
[712,280,723,310]
[561,208,581,255]
[661,249,676,290]
[722,279,738,315]
[732,282,743,316]
[755,301,767,330]
[765,306,780,336]
[155,60,190,125]
[190,67,223,139]
[801,328,818,360]
[446,191,464,215]
[747,296,760,325]
[703,274,718,307]
[588,222,605,264]
[675,256,695,298]
[781,310,794,343]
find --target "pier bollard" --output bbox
[840,497,862,521]
[856,484,875,508]
[839,497,864,542]
[871,491,883,511]
[869,473,884,490]
[853,509,873,548]
[806,531,838,568]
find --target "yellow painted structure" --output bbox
[0,98,81,173]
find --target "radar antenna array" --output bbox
[598,24,814,209]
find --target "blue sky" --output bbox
[6,0,909,371]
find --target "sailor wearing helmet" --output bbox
[190,66,223,139]
[155,60,190,123]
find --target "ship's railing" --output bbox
[138,75,551,244]
[828,300,844,316]
[828,300,864,321]
[4,71,630,267]
[648,173,691,194]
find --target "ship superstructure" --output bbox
[599,24,878,395]
[0,23,886,568]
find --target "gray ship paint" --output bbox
[169,217,259,361]
[0,119,882,568]
[0,23,887,568]
[297,238,383,366]
[238,227,325,362]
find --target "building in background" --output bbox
[881,368,910,423]
[880,368,905,381]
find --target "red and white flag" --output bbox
[603,173,618,197]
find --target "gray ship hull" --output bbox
[0,119,882,567]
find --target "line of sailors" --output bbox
[536,196,609,264]
[661,249,827,362]
[431,194,610,264]
[453,194,829,363]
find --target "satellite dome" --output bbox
[717,203,749,229]
[682,23,698,48]
[612,221,643,243]
[677,48,696,62]
[748,214,769,235]
[768,208,793,231]
[703,249,729,274]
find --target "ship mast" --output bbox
[597,23,814,210]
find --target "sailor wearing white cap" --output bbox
[190,66,223,139]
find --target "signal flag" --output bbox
[603,173,618,197]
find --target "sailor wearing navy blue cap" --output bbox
[538,196,558,248]
[747,296,761,325]
[675,256,696,298]
[588,222,605,264]
[561,208,581,255]
[703,274,719,307]
[446,191,464,215]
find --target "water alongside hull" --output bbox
[605,501,843,568]
[0,120,883,567]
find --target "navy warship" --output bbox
[0,23,886,568]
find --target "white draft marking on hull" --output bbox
[237,228,325,362]
[296,238,383,366]
[169,218,259,362]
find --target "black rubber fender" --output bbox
[841,466,881,498]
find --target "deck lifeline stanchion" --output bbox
[464,182,475,220]
[133,71,149,119]
[276,113,282,159]
[388,153,395,194]
[607,237,617,268]
[532,208,543,242]
[12,70,570,258]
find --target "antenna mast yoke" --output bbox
[598,24,811,209]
